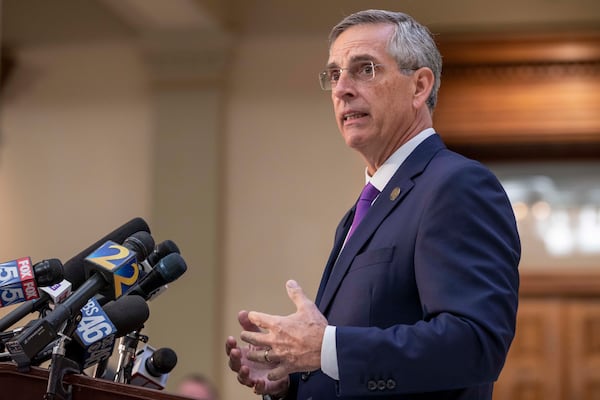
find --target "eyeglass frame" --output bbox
[318,60,420,91]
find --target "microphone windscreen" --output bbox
[146,240,181,267]
[149,347,177,374]
[62,218,151,289]
[103,295,150,337]
[33,258,64,287]
[156,253,187,283]
[123,231,155,261]
[158,240,180,257]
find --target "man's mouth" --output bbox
[343,112,369,122]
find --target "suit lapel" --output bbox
[315,208,353,304]
[317,134,446,314]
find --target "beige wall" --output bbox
[0,41,153,258]
[221,34,365,398]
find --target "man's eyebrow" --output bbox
[325,55,376,69]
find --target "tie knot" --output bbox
[359,182,380,203]
[347,182,380,239]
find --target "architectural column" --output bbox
[141,29,231,388]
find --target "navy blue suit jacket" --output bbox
[290,134,520,399]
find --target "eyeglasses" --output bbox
[319,61,384,91]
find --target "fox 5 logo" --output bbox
[0,282,38,307]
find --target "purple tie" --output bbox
[348,182,380,238]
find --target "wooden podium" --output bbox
[0,362,189,400]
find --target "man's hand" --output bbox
[240,280,328,381]
[226,311,289,396]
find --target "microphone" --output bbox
[121,232,156,271]
[67,295,150,370]
[39,294,151,400]
[62,218,151,288]
[84,231,154,300]
[0,258,64,307]
[140,240,181,273]
[70,296,117,370]
[130,345,178,390]
[125,253,187,301]
[111,253,186,383]
[0,217,150,332]
[39,280,72,305]
[5,232,153,368]
[28,259,65,287]
[135,241,182,301]
[30,295,150,368]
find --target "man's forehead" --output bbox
[326,54,376,68]
[327,24,393,64]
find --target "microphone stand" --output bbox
[44,313,82,400]
[93,357,109,379]
[0,327,22,360]
[113,330,148,384]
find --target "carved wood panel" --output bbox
[567,300,600,400]
[493,299,563,400]
[494,271,600,400]
[433,32,600,160]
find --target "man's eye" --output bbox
[329,70,341,81]
[358,63,374,76]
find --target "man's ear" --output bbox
[412,67,435,109]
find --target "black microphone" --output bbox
[122,232,155,267]
[110,253,186,383]
[30,295,150,368]
[142,240,180,271]
[5,232,154,368]
[30,259,65,287]
[0,258,64,308]
[130,345,178,390]
[83,231,154,300]
[62,218,151,288]
[134,241,183,300]
[125,253,187,301]
[0,217,150,332]
[67,295,150,370]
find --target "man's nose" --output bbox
[332,72,356,99]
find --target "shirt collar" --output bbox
[365,128,436,191]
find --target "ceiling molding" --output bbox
[99,0,221,32]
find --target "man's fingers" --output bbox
[225,336,237,356]
[286,280,312,311]
[228,347,242,371]
[253,380,267,394]
[244,346,269,363]
[238,310,262,332]
[237,365,255,387]
[248,310,277,329]
[240,330,264,348]
[268,364,290,382]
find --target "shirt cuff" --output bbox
[320,325,339,380]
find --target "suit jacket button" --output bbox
[301,372,309,381]
[386,379,396,390]
[367,380,377,391]
[377,380,386,390]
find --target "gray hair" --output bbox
[329,10,442,112]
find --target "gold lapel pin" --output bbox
[390,187,401,201]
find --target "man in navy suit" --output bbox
[226,9,520,400]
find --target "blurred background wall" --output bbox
[0,1,598,399]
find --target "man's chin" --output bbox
[342,130,370,150]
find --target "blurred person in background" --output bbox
[176,373,219,400]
